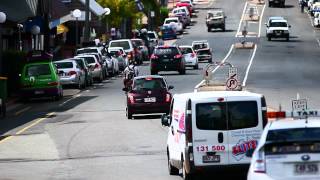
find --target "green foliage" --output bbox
[160,6,169,22]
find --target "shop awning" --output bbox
[0,0,38,22]
[78,0,107,16]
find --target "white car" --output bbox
[172,7,191,25]
[108,47,128,71]
[161,91,267,179]
[164,17,184,34]
[75,54,104,82]
[265,16,291,41]
[179,45,198,69]
[311,2,320,16]
[248,110,320,180]
[314,12,320,27]
[191,40,210,52]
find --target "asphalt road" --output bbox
[0,0,319,179]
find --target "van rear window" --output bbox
[196,101,258,130]
[26,64,51,76]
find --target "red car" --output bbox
[176,2,193,15]
[123,75,174,119]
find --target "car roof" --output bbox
[54,59,75,63]
[75,54,96,58]
[192,40,209,44]
[134,75,164,80]
[208,10,223,13]
[165,17,179,20]
[174,91,262,101]
[109,39,131,42]
[271,19,287,23]
[179,45,192,48]
[156,45,177,48]
[131,38,143,41]
[108,47,124,50]
[77,47,99,50]
[268,118,320,130]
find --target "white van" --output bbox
[108,39,136,62]
[161,91,267,179]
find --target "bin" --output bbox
[0,76,7,118]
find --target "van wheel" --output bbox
[181,157,193,180]
[179,68,186,75]
[167,149,179,175]
[193,64,199,70]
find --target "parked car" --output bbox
[108,47,128,71]
[73,57,94,86]
[148,31,159,53]
[314,12,320,27]
[75,54,104,82]
[192,40,210,52]
[54,59,86,89]
[150,45,186,75]
[176,2,193,15]
[206,10,226,32]
[20,55,63,101]
[196,48,213,63]
[109,39,141,64]
[131,38,149,62]
[164,17,184,34]
[172,7,191,25]
[123,75,174,119]
[82,52,109,78]
[161,25,177,40]
[179,45,199,69]
[268,0,285,7]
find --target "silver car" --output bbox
[54,59,86,89]
[75,54,104,82]
[108,47,128,71]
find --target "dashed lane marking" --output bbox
[14,106,31,116]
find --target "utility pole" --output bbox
[84,0,90,42]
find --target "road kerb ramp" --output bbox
[243,14,260,21]
[248,0,265,5]
[234,42,255,49]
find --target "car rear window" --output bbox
[110,41,130,50]
[55,62,74,69]
[26,64,51,76]
[79,56,96,64]
[197,49,211,55]
[196,101,258,130]
[154,47,179,55]
[180,47,193,54]
[77,49,98,55]
[133,78,166,90]
[265,128,320,154]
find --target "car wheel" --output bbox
[126,107,132,119]
[181,156,193,180]
[151,69,158,75]
[193,64,199,70]
[167,149,179,175]
[222,26,226,32]
[208,58,213,63]
[268,36,271,41]
[77,79,82,89]
[286,36,290,41]
[179,68,186,75]
[207,27,211,32]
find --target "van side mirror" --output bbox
[245,148,255,158]
[288,25,291,28]
[161,114,171,126]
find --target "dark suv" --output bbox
[150,45,186,75]
[123,75,174,119]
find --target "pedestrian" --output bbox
[111,27,116,40]
[117,29,122,39]
[123,60,139,90]
[301,0,305,13]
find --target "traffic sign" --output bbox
[292,99,307,111]
[226,75,238,90]
[228,67,237,78]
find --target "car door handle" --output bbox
[218,132,223,143]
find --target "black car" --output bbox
[268,0,285,7]
[196,48,212,63]
[150,45,186,75]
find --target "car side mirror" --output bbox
[168,85,174,90]
[161,114,171,126]
[224,16,227,18]
[288,25,291,28]
[122,87,128,92]
[245,148,255,158]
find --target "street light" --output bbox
[0,12,6,76]
[31,25,40,50]
[72,9,82,47]
[103,8,111,41]
[17,24,23,51]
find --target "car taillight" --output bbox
[48,81,59,86]
[68,71,77,76]
[94,63,100,69]
[151,54,158,59]
[174,54,182,59]
[128,93,135,104]
[191,53,195,58]
[165,93,171,102]
[253,150,266,173]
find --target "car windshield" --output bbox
[55,62,73,69]
[148,33,156,39]
[208,12,223,18]
[110,41,130,50]
[26,64,51,76]
[166,19,178,24]
[154,47,179,55]
[180,47,193,54]
[270,22,288,27]
[133,78,166,90]
[77,49,98,55]
[197,49,210,55]
[196,101,258,130]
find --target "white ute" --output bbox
[161,91,267,179]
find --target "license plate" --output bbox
[202,155,220,163]
[144,97,156,103]
[34,90,44,95]
[295,163,319,174]
[162,59,169,62]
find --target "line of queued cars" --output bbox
[19,45,130,101]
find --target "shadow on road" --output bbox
[132,114,162,120]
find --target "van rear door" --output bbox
[192,101,229,166]
[226,98,263,164]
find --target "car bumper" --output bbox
[21,87,61,97]
[59,76,78,85]
[151,61,182,71]
[185,58,197,66]
[128,102,170,114]
[197,55,212,61]
[162,34,176,40]
[267,33,289,38]
[92,70,101,78]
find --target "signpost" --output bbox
[292,99,307,111]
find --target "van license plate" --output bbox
[295,163,318,174]
[202,155,220,163]
[144,97,156,103]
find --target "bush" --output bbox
[2,50,28,96]
[160,6,169,23]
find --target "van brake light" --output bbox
[165,93,171,102]
[267,111,286,119]
[128,93,135,104]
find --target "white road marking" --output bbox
[258,3,266,37]
[236,2,248,37]
[242,45,257,87]
[317,39,320,47]
[59,94,81,106]
[14,106,31,116]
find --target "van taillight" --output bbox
[68,71,77,76]
[94,63,100,69]
[186,99,193,144]
[128,93,135,104]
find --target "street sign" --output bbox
[292,99,307,111]
[151,11,155,17]
[228,67,237,78]
[226,75,238,90]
